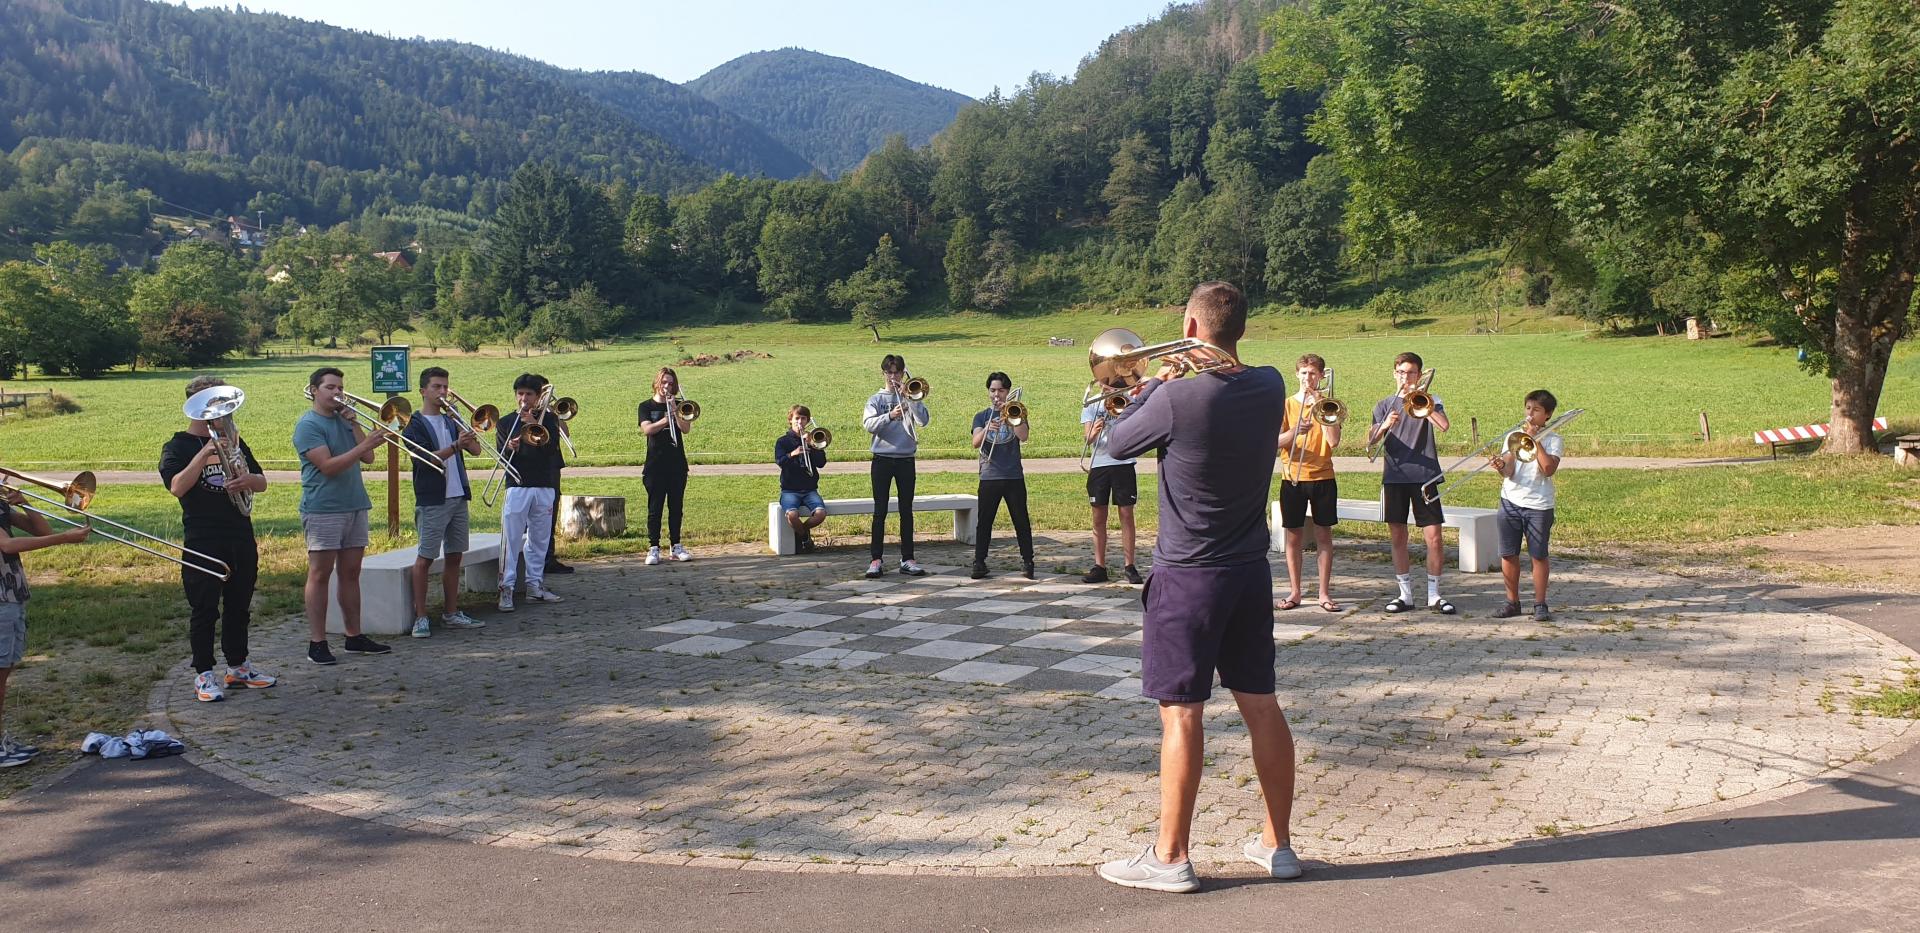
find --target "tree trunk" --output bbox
[869,324,881,342]
[1824,295,1901,454]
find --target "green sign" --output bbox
[370,345,410,394]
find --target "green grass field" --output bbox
[3,304,1914,469]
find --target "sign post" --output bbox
[371,346,410,539]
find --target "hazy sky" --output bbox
[180,1,1179,98]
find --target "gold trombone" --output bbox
[1285,368,1346,484]
[982,387,1026,460]
[1082,327,1239,409]
[546,385,580,458]
[1420,408,1586,504]
[1079,393,1130,473]
[443,388,521,488]
[302,385,445,474]
[1,464,231,580]
[802,421,832,477]
[1365,368,1437,462]
[891,372,929,441]
[666,395,698,448]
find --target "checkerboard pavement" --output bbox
[640,566,1325,700]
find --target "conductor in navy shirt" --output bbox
[1095,281,1305,891]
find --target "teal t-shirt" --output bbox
[293,410,373,514]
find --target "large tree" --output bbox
[1263,0,1919,453]
[129,240,246,367]
[487,163,631,311]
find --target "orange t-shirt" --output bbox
[1280,395,1336,482]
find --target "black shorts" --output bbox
[1382,482,1445,527]
[1279,478,1338,529]
[1087,464,1138,508]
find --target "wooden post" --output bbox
[1470,417,1479,448]
[1698,410,1712,444]
[387,392,401,539]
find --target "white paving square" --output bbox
[933,660,1039,686]
[1274,624,1322,642]
[646,619,738,635]
[781,648,887,669]
[979,615,1073,631]
[746,599,827,612]
[1012,631,1114,652]
[902,639,998,661]
[757,611,846,629]
[853,606,944,621]
[826,580,897,592]
[1085,609,1144,624]
[656,635,755,656]
[952,599,1045,614]
[873,621,971,641]
[833,592,921,605]
[1052,654,1142,677]
[771,630,862,648]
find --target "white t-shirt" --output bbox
[1499,431,1564,510]
[1080,402,1136,469]
[422,413,467,501]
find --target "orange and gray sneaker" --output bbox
[194,670,226,702]
[224,661,278,689]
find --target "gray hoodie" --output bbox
[862,389,929,457]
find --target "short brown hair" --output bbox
[1296,353,1325,372]
[1186,281,1247,344]
[309,366,343,389]
[1393,351,1423,371]
[789,404,811,421]
[185,374,225,398]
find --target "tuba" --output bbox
[183,384,255,516]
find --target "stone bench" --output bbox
[1269,499,1499,573]
[326,532,503,636]
[768,494,979,556]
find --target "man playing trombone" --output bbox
[495,373,565,611]
[293,367,392,666]
[0,477,91,768]
[1368,351,1454,614]
[1275,354,1343,613]
[860,354,928,579]
[401,367,487,638]
[161,375,275,702]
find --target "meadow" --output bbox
[3,304,1915,471]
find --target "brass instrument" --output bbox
[302,385,445,474]
[548,387,580,458]
[1079,393,1129,474]
[1082,327,1240,409]
[481,397,553,507]
[802,421,832,476]
[983,388,1025,459]
[667,395,699,448]
[894,372,929,441]
[1,464,230,580]
[183,385,256,516]
[1285,369,1346,485]
[441,388,521,488]
[1420,408,1586,504]
[1365,368,1437,462]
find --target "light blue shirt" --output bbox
[293,410,373,514]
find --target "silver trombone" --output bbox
[1420,408,1586,504]
[303,385,444,474]
[0,465,231,580]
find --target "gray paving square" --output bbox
[980,614,1073,631]
[1013,669,1122,693]
[873,621,971,641]
[1011,631,1115,652]
[901,639,999,661]
[771,630,863,648]
[853,606,944,621]
[656,635,756,655]
[1052,654,1142,677]
[758,611,847,629]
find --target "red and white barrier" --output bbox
[1753,417,1887,445]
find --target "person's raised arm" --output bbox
[1105,381,1172,461]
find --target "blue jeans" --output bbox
[781,490,825,514]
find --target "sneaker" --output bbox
[1082,565,1110,584]
[865,560,884,579]
[342,634,391,655]
[671,544,693,562]
[0,735,37,769]
[1123,565,1144,585]
[1022,561,1036,580]
[411,616,432,639]
[527,585,564,603]
[797,528,815,553]
[224,662,277,689]
[1533,603,1552,622]
[308,641,337,665]
[194,670,226,702]
[545,559,575,575]
[1096,845,1200,893]
[1242,839,1304,879]
[498,587,515,612]
[443,610,485,629]
[970,562,990,580]
[645,546,662,566]
[1492,601,1524,619]
[898,559,926,577]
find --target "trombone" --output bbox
[1082,327,1239,409]
[1365,368,1437,462]
[1,464,231,580]
[892,372,929,441]
[302,386,444,474]
[982,387,1026,459]
[1419,408,1586,504]
[802,421,832,477]
[666,395,698,449]
[1285,369,1346,484]
[443,388,521,488]
[1078,393,1129,473]
[546,385,580,458]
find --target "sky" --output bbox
[180,0,1179,98]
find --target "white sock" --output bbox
[1396,574,1413,602]
[1428,576,1443,604]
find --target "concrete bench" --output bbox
[326,532,503,636]
[768,494,979,556]
[1269,499,1499,573]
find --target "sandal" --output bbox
[1275,597,1302,611]
[1320,600,1343,613]
[1429,598,1458,615]
[1384,597,1413,613]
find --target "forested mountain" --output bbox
[0,0,727,225]
[687,49,972,178]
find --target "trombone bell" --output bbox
[674,399,701,422]
[806,426,832,450]
[1002,400,1027,427]
[552,397,579,421]
[1312,397,1347,427]
[902,377,930,402]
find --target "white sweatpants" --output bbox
[501,486,555,591]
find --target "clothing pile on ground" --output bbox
[81,729,186,760]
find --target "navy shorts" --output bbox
[1139,560,1276,702]
[1498,500,1555,560]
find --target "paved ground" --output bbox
[3,566,1916,931]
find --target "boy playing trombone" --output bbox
[1368,352,1454,614]
[776,406,829,553]
[1275,354,1342,612]
[0,482,92,767]
[1489,390,1565,621]
[403,367,486,637]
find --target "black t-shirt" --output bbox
[638,398,689,474]
[495,410,564,489]
[159,430,263,540]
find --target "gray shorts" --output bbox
[416,498,471,559]
[0,602,26,669]
[302,509,371,551]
